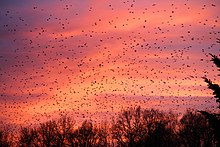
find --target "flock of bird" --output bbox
[0,0,219,127]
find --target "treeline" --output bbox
[0,107,219,147]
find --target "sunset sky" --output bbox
[0,0,220,127]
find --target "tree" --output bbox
[37,120,58,147]
[73,120,109,147]
[199,40,220,146]
[18,126,39,147]
[111,106,147,147]
[54,115,74,146]
[142,109,178,147]
[202,54,220,106]
[111,107,178,147]
[0,129,13,147]
[179,110,216,147]
[18,115,75,147]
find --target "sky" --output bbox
[0,0,220,127]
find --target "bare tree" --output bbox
[37,120,58,147]
[54,115,74,146]
[0,129,13,147]
[94,123,110,147]
[18,126,39,147]
[73,120,109,147]
[111,106,147,147]
[179,110,216,147]
[142,109,178,147]
[111,107,178,147]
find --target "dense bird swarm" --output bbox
[0,0,219,127]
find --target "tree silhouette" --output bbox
[18,116,75,147]
[199,111,220,145]
[111,106,147,147]
[73,120,109,147]
[0,129,13,147]
[202,53,220,106]
[17,116,109,147]
[37,120,58,147]
[199,41,220,146]
[111,107,178,147]
[1,107,218,146]
[19,126,39,147]
[54,115,74,146]
[142,109,178,147]
[203,77,220,105]
[179,110,216,147]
